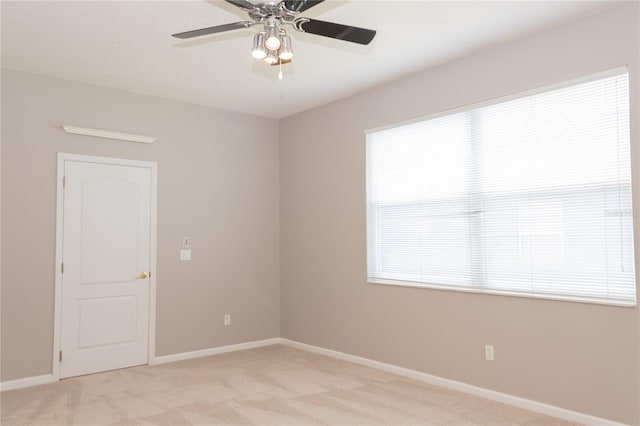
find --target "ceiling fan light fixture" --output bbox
[173,0,377,72]
[264,49,278,65]
[265,23,281,51]
[251,32,267,59]
[278,34,294,60]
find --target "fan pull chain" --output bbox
[278,60,283,80]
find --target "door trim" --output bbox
[53,153,158,381]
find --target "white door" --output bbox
[60,159,153,378]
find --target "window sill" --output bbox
[366,278,637,308]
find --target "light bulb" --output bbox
[265,25,281,51]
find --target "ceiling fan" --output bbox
[172,0,376,66]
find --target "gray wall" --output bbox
[279,3,639,424]
[1,70,281,381]
[1,3,639,424]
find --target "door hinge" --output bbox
[63,176,66,188]
[59,351,62,362]
[61,262,64,274]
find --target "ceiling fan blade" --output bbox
[224,0,256,11]
[172,21,253,39]
[282,0,325,13]
[294,18,376,45]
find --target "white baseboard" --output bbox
[1,374,55,392]
[1,338,281,391]
[0,338,627,425]
[280,338,624,426]
[152,337,282,365]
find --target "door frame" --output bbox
[52,153,158,381]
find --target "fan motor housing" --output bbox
[248,2,299,24]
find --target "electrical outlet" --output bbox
[485,345,495,361]
[224,314,231,326]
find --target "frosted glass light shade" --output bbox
[265,25,281,51]
[251,32,267,59]
[278,34,294,60]
[264,49,278,65]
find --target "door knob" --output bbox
[136,271,148,280]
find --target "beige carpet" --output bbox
[1,344,577,426]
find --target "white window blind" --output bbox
[366,69,636,305]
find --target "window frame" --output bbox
[365,66,637,307]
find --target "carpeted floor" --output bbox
[1,344,577,425]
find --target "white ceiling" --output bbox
[1,0,618,119]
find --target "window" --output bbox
[366,68,636,305]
